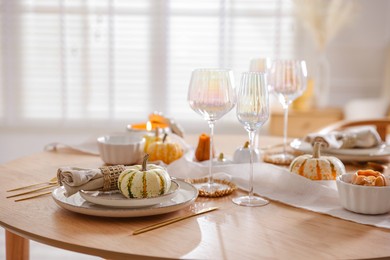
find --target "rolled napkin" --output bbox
[304,126,382,149]
[57,165,126,197]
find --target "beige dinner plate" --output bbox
[79,180,180,208]
[52,180,198,218]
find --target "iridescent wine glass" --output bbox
[188,68,236,193]
[249,57,270,73]
[267,59,307,165]
[233,72,269,207]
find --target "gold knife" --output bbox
[132,206,219,235]
[14,190,53,202]
[6,184,57,198]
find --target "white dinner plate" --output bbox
[290,138,390,162]
[52,180,198,218]
[79,180,180,208]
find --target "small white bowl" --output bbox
[336,173,390,215]
[97,135,145,165]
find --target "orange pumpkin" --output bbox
[147,134,183,164]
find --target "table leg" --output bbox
[5,230,29,260]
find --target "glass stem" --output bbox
[283,103,289,155]
[208,121,215,186]
[248,130,256,198]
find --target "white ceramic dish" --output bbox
[52,180,198,218]
[336,173,390,215]
[79,180,180,208]
[97,134,145,165]
[290,138,390,162]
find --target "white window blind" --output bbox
[0,0,296,131]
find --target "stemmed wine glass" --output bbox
[249,58,270,73]
[188,68,236,193]
[267,59,308,165]
[233,72,269,207]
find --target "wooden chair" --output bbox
[317,119,390,142]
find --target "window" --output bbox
[0,0,296,132]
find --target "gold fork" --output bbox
[7,176,58,192]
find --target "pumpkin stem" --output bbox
[313,142,321,159]
[218,152,224,161]
[142,154,149,171]
[243,141,250,149]
[162,133,168,143]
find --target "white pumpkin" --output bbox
[233,141,260,164]
[289,142,345,180]
[118,154,171,198]
[214,153,233,165]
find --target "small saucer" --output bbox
[185,178,237,198]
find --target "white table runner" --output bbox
[168,151,390,229]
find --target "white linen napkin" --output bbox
[57,167,104,197]
[45,141,100,155]
[167,153,390,230]
[304,125,382,149]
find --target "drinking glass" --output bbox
[267,59,307,164]
[188,68,236,192]
[233,72,269,207]
[249,58,270,73]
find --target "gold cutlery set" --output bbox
[132,207,219,235]
[6,177,58,202]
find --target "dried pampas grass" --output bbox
[294,0,356,50]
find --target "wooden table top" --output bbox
[1,134,390,259]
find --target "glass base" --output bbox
[264,152,295,165]
[232,195,269,207]
[194,182,231,193]
[188,178,237,197]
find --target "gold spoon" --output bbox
[6,176,58,192]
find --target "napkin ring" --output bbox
[100,165,126,191]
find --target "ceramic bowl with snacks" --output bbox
[336,171,390,215]
[97,135,145,165]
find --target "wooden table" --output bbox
[1,134,390,260]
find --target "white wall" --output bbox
[325,0,390,105]
[1,0,389,164]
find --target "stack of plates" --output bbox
[290,138,390,162]
[52,180,198,217]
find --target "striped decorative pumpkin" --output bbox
[118,154,171,198]
[147,134,183,164]
[289,142,345,180]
